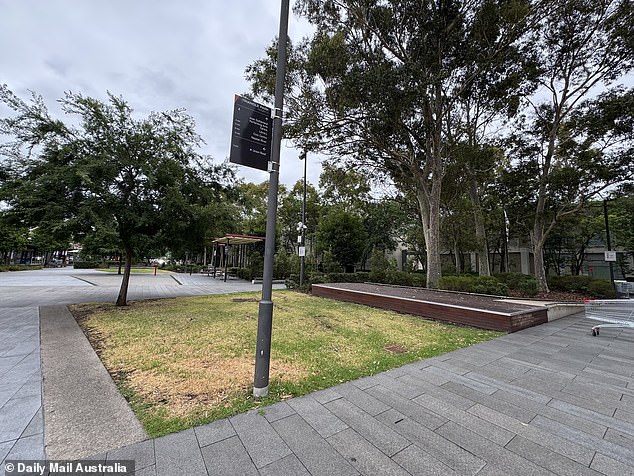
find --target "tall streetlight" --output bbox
[603,199,616,291]
[253,0,290,398]
[299,151,307,286]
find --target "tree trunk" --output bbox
[417,179,442,289]
[532,218,549,293]
[116,247,133,306]
[468,179,491,276]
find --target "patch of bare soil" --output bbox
[129,356,307,417]
[384,344,407,354]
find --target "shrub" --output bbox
[547,275,591,293]
[546,275,615,298]
[73,261,102,269]
[439,275,508,296]
[0,265,43,272]
[587,279,616,299]
[494,272,539,297]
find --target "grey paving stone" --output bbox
[366,385,447,430]
[469,403,593,466]
[524,368,576,386]
[424,366,498,395]
[0,440,14,465]
[603,428,634,450]
[390,443,458,476]
[311,387,342,404]
[466,372,551,404]
[0,394,41,443]
[287,396,348,438]
[548,399,634,438]
[614,408,634,425]
[229,411,291,469]
[258,454,310,476]
[562,380,624,403]
[590,452,634,476]
[107,439,155,471]
[367,373,425,399]
[442,381,536,423]
[531,415,634,467]
[325,397,409,457]
[271,414,358,476]
[200,435,257,476]
[4,433,44,461]
[413,393,515,446]
[327,428,410,476]
[436,421,554,476]
[414,381,475,411]
[376,409,485,475]
[491,389,608,439]
[261,401,296,423]
[134,465,156,476]
[194,418,236,447]
[505,435,601,476]
[20,408,43,438]
[154,429,206,476]
[0,356,24,377]
[331,382,390,416]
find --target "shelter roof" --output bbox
[211,233,265,245]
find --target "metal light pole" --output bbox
[253,0,290,398]
[603,199,615,291]
[299,151,307,286]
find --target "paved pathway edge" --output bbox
[40,305,147,459]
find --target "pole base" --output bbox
[253,385,269,398]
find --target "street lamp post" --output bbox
[253,0,290,398]
[603,199,616,291]
[299,151,307,286]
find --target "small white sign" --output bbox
[298,246,306,257]
[604,251,617,262]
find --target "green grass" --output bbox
[96,268,173,274]
[72,290,502,437]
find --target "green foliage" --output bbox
[0,265,43,272]
[73,261,102,269]
[273,252,296,279]
[1,87,234,305]
[316,209,368,271]
[368,248,396,283]
[439,276,509,296]
[547,275,615,298]
[494,272,539,297]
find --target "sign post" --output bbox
[229,95,272,171]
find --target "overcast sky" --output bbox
[0,0,321,187]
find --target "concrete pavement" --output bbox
[0,267,282,468]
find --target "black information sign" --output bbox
[229,95,272,171]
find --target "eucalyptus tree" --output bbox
[248,0,536,288]
[508,0,634,291]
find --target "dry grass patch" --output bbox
[73,290,502,437]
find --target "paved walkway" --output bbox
[2,268,634,475]
[0,267,282,467]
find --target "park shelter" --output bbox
[210,234,265,281]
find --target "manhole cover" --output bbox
[231,298,259,303]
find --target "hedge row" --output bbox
[0,265,44,272]
[439,275,509,296]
